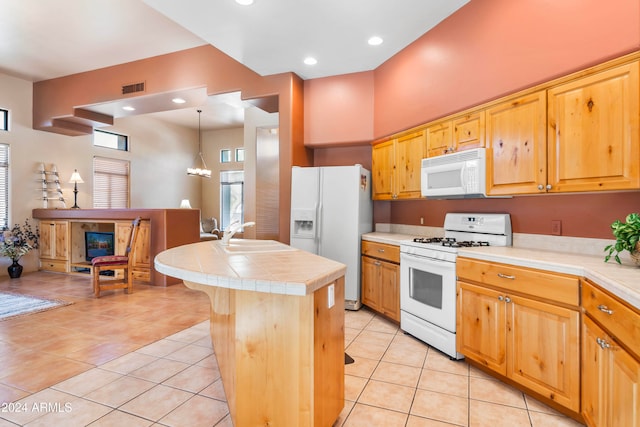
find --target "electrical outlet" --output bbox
[420,217,424,225]
[327,283,335,308]
[551,220,562,236]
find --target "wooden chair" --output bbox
[91,217,142,297]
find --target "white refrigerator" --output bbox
[290,165,373,310]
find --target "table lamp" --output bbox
[68,169,84,209]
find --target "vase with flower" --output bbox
[0,219,39,278]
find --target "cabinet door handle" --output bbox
[504,296,512,303]
[597,304,614,315]
[497,273,515,280]
[546,184,552,190]
[498,295,504,301]
[377,248,385,253]
[596,337,611,349]
[537,184,544,191]
[374,261,382,266]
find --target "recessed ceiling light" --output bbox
[235,0,254,5]
[304,57,318,66]
[122,106,135,111]
[368,36,383,46]
[172,98,186,104]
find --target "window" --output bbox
[220,149,231,163]
[93,157,130,208]
[94,129,129,151]
[0,144,8,228]
[235,148,245,162]
[0,109,8,131]
[220,170,244,231]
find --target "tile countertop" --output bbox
[361,232,419,245]
[362,232,640,311]
[457,246,640,311]
[154,239,346,296]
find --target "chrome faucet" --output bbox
[221,221,255,245]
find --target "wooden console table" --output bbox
[32,208,200,286]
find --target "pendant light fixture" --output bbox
[187,109,212,178]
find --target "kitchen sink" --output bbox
[222,239,296,254]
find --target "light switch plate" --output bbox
[327,283,335,308]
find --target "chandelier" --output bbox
[187,109,211,178]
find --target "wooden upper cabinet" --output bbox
[453,111,485,152]
[426,121,452,158]
[372,131,425,200]
[371,139,395,200]
[373,53,640,198]
[547,60,640,192]
[395,131,425,199]
[426,111,485,158]
[486,91,547,195]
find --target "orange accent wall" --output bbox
[313,145,371,170]
[374,0,640,137]
[307,0,640,239]
[386,193,640,239]
[303,71,374,147]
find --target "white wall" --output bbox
[201,127,244,223]
[0,72,200,274]
[108,115,200,209]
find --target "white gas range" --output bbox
[400,213,512,359]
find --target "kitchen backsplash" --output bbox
[376,223,615,258]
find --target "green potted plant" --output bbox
[604,213,640,265]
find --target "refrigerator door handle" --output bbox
[316,202,323,252]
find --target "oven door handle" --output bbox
[401,253,454,269]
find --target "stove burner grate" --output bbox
[441,240,490,248]
[413,237,448,244]
[411,237,490,248]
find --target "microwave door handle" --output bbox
[460,162,466,191]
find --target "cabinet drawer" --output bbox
[40,259,68,273]
[582,280,640,359]
[361,241,400,263]
[457,258,579,306]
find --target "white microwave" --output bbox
[421,148,488,198]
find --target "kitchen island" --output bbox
[155,239,346,427]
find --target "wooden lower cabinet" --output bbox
[582,280,640,427]
[361,241,400,321]
[39,220,69,272]
[457,258,581,414]
[457,283,506,374]
[38,218,151,282]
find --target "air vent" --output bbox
[121,81,145,95]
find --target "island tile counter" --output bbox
[155,239,346,427]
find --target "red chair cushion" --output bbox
[91,255,129,267]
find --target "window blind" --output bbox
[93,157,129,208]
[0,144,8,228]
